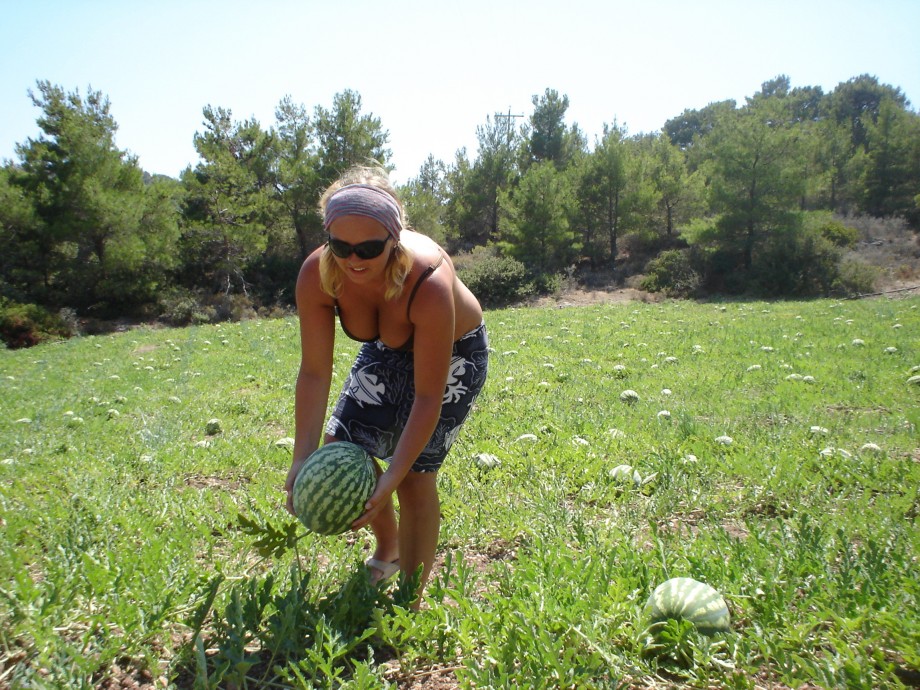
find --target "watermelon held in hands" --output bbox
[644,577,731,635]
[292,442,377,535]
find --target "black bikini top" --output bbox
[335,255,445,351]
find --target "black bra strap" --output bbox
[405,255,444,320]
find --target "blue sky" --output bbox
[2,0,918,183]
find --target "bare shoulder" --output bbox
[402,231,448,267]
[401,232,483,335]
[407,255,455,325]
[296,247,333,306]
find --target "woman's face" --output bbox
[326,215,393,284]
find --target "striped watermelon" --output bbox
[292,442,376,535]
[644,577,731,635]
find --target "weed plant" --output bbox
[1,298,918,688]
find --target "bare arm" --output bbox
[285,253,336,514]
[351,272,455,528]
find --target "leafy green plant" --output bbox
[640,248,702,297]
[0,298,73,348]
[179,510,423,688]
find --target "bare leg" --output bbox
[366,454,399,583]
[323,437,400,583]
[396,470,440,607]
[368,495,400,582]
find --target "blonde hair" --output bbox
[318,165,413,301]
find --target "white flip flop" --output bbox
[365,558,400,583]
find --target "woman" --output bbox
[284,165,488,604]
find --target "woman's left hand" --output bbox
[352,468,400,530]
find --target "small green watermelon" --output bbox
[645,577,730,635]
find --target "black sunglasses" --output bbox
[326,235,390,260]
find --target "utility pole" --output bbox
[495,106,524,144]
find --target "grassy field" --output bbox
[1,296,918,689]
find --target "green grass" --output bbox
[1,297,918,688]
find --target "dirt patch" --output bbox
[182,474,248,491]
[381,661,462,690]
[527,286,660,308]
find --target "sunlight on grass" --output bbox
[1,298,918,688]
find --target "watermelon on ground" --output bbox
[609,464,642,485]
[292,442,377,535]
[644,577,731,635]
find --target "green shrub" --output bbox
[0,299,73,349]
[156,287,215,326]
[820,220,859,248]
[804,212,859,248]
[699,248,750,295]
[531,270,563,296]
[456,253,534,308]
[751,231,842,297]
[156,288,260,326]
[832,258,880,296]
[640,249,701,297]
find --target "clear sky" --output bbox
[2,0,918,183]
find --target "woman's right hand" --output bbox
[284,457,307,516]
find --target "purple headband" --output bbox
[323,184,402,241]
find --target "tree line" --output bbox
[1,74,918,339]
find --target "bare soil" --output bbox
[528,285,661,308]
